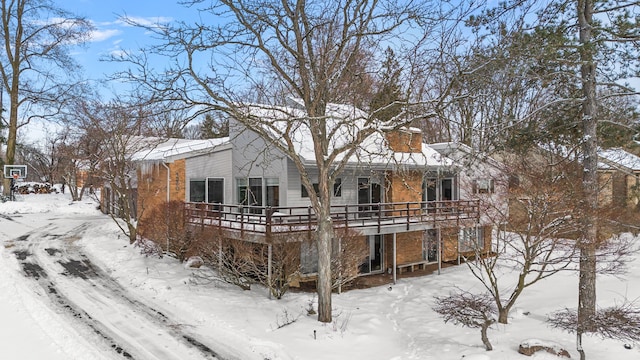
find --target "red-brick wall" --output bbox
[385,129,422,153]
[137,159,186,224]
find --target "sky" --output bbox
[1,191,640,359]
[22,0,196,144]
[59,0,190,80]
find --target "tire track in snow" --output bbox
[8,220,226,360]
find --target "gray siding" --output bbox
[229,119,289,205]
[185,148,233,203]
[285,159,387,208]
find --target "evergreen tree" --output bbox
[199,113,229,139]
[370,47,404,122]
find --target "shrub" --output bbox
[138,201,197,261]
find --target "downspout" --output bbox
[161,162,170,255]
[161,162,170,202]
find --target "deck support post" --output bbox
[393,233,397,284]
[338,237,342,294]
[437,229,442,275]
[218,238,223,269]
[267,244,272,299]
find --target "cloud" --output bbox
[89,28,122,42]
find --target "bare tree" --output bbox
[331,229,370,292]
[0,0,93,195]
[118,0,476,324]
[433,290,497,351]
[549,301,640,347]
[464,153,582,324]
[466,1,639,357]
[15,142,53,182]
[71,96,159,243]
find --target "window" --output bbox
[459,227,485,252]
[265,178,279,207]
[249,178,263,207]
[207,178,224,204]
[473,178,495,194]
[423,229,438,262]
[422,177,457,210]
[301,181,319,198]
[237,177,279,213]
[333,178,342,197]
[237,178,249,205]
[189,180,206,202]
[190,178,223,205]
[238,178,263,206]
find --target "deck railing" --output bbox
[184,199,480,237]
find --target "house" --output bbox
[598,148,640,209]
[132,137,230,224]
[429,142,510,245]
[129,102,509,287]
[100,136,229,220]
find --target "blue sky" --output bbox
[20,1,195,143]
[58,0,192,82]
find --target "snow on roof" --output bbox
[598,148,640,171]
[241,100,452,168]
[343,131,453,168]
[429,141,504,170]
[131,137,230,162]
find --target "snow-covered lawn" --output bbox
[1,192,639,359]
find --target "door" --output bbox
[360,235,383,274]
[358,177,382,217]
[423,229,438,263]
[423,177,457,211]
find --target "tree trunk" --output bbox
[498,270,528,324]
[2,89,19,197]
[316,213,333,323]
[498,307,509,324]
[577,0,597,353]
[481,320,494,351]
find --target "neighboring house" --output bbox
[598,148,640,209]
[429,142,510,237]
[127,102,509,286]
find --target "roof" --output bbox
[131,137,230,162]
[598,148,640,172]
[240,100,452,169]
[429,142,504,170]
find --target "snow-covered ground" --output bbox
[1,192,639,359]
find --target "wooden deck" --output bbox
[184,200,480,241]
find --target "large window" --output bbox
[300,178,342,198]
[237,177,280,213]
[190,178,224,205]
[423,229,438,263]
[422,177,458,203]
[333,178,342,197]
[459,226,485,252]
[301,181,319,198]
